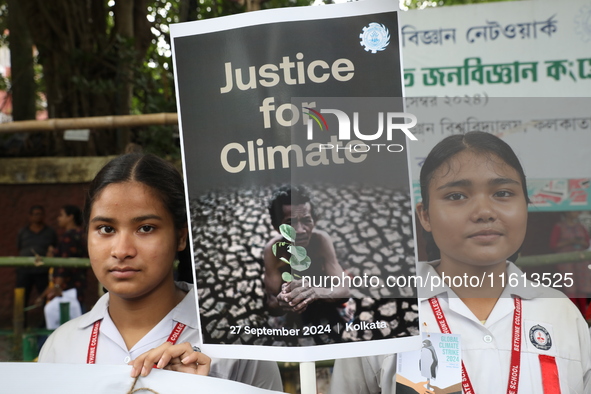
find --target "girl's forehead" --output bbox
[95,181,152,199]
[91,181,164,214]
[430,151,520,185]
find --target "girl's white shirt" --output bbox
[38,282,283,391]
[330,261,591,394]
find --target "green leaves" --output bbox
[287,245,307,261]
[272,241,288,257]
[272,224,312,282]
[281,272,293,282]
[290,255,311,271]
[279,224,296,243]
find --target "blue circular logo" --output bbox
[359,23,391,54]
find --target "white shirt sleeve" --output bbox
[210,358,283,391]
[330,355,395,394]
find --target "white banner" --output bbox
[1,363,286,394]
[401,0,591,97]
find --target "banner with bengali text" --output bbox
[401,0,591,210]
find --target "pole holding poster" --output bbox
[300,361,316,394]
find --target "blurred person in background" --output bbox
[17,205,57,318]
[37,205,87,311]
[550,210,591,314]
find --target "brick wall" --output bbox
[0,181,569,328]
[0,183,99,328]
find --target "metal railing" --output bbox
[2,250,590,361]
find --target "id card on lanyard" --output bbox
[87,320,187,364]
[396,332,462,392]
[429,296,523,394]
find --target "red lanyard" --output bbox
[87,320,187,364]
[429,296,522,394]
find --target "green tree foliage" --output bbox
[132,0,313,158]
[3,0,514,157]
[2,0,315,157]
[401,0,516,10]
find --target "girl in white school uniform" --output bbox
[331,132,591,394]
[38,153,282,390]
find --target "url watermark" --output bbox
[302,272,574,292]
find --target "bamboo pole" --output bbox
[13,288,24,360]
[0,257,91,268]
[0,252,589,269]
[516,250,591,268]
[0,256,180,268]
[0,113,178,134]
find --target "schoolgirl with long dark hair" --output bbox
[39,153,282,390]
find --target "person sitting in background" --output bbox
[37,205,87,310]
[17,205,57,317]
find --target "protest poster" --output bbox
[171,0,421,361]
[1,363,286,394]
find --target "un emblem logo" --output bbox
[575,4,591,43]
[359,23,390,54]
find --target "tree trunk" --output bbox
[114,0,134,151]
[18,0,150,155]
[7,0,36,121]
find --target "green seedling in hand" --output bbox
[272,224,312,282]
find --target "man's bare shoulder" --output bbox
[311,229,332,244]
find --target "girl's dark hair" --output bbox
[85,153,192,280]
[62,205,83,227]
[84,153,187,231]
[419,132,529,261]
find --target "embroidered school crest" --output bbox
[529,325,552,351]
[359,23,390,53]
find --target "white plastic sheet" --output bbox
[1,363,287,394]
[44,288,82,329]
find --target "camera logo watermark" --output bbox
[304,108,417,153]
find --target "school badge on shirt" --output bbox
[524,321,556,356]
[529,324,552,351]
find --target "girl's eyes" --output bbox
[138,225,155,234]
[97,225,114,235]
[444,190,515,200]
[494,190,514,198]
[96,225,155,234]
